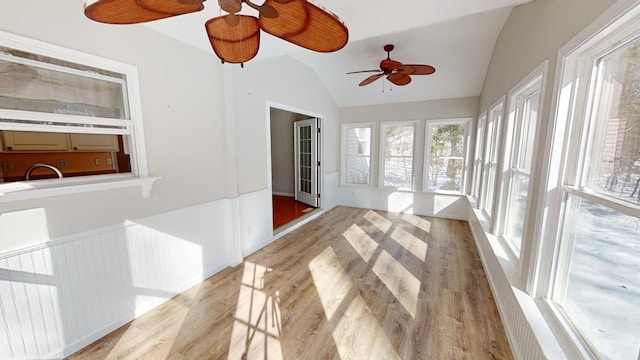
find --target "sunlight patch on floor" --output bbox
[107,301,190,359]
[372,251,420,318]
[309,246,354,319]
[228,262,283,360]
[364,210,392,233]
[401,213,432,233]
[343,224,379,262]
[309,247,401,360]
[332,296,401,360]
[391,226,428,261]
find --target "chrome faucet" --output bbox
[25,162,63,180]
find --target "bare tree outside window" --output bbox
[383,124,415,188]
[428,123,465,191]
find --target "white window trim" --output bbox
[0,30,157,203]
[471,112,487,202]
[535,1,640,359]
[479,97,506,225]
[341,122,374,187]
[422,117,471,194]
[495,62,548,266]
[379,120,418,190]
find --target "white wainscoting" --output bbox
[0,199,238,359]
[467,207,566,360]
[334,185,469,220]
[238,188,275,257]
[322,172,340,210]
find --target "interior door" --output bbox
[294,118,319,207]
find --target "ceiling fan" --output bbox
[83,0,349,66]
[347,44,435,87]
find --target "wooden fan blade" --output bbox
[257,0,307,37]
[387,73,412,86]
[346,70,381,74]
[359,74,384,86]
[178,0,205,4]
[259,0,348,53]
[84,0,201,24]
[84,0,169,24]
[138,0,204,15]
[399,64,435,75]
[205,15,260,64]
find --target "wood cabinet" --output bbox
[1,131,69,151]
[69,134,119,151]
[1,131,118,152]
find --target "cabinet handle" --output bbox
[6,146,12,150]
[73,147,78,150]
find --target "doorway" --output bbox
[269,106,321,230]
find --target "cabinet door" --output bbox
[69,134,119,151]
[1,131,69,151]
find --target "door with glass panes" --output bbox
[294,118,319,207]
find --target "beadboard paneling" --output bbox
[335,185,469,220]
[467,209,552,360]
[0,199,236,359]
[238,188,275,256]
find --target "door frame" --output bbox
[265,100,325,214]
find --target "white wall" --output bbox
[337,97,479,219]
[0,0,229,250]
[230,56,342,253]
[0,3,245,358]
[231,56,341,195]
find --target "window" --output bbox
[480,99,505,221]
[380,122,416,189]
[0,31,153,201]
[498,67,545,256]
[342,123,373,185]
[546,11,640,359]
[471,113,486,200]
[423,118,470,193]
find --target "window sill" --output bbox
[0,174,160,203]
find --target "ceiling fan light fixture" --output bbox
[206,14,260,65]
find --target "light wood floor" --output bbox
[69,206,513,360]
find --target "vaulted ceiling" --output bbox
[145,0,533,107]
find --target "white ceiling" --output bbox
[145,0,532,108]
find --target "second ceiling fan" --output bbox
[347,44,435,86]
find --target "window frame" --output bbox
[0,30,156,203]
[496,62,547,261]
[471,113,486,201]
[537,3,640,358]
[341,122,374,186]
[422,117,471,194]
[479,97,506,224]
[379,120,418,190]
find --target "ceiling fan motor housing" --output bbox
[380,59,403,74]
